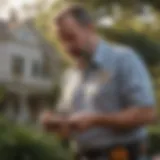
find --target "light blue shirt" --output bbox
[58,40,155,150]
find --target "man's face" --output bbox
[56,15,91,59]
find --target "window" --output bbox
[12,55,24,76]
[41,53,51,78]
[42,62,51,78]
[32,59,51,78]
[32,60,41,77]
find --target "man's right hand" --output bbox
[40,111,70,139]
[40,111,61,131]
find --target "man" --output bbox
[42,5,157,160]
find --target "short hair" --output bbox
[55,4,93,26]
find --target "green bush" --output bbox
[99,28,160,66]
[149,126,160,155]
[0,118,72,160]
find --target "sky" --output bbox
[0,0,55,20]
[0,0,35,19]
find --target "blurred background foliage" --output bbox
[0,0,160,159]
[0,117,72,160]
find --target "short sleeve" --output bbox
[118,51,155,107]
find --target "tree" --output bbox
[70,0,160,11]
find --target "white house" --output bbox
[0,18,61,125]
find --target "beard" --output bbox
[69,46,91,61]
[69,48,82,58]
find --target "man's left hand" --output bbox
[68,112,97,132]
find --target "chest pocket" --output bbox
[84,70,117,112]
[84,70,112,100]
[85,80,100,98]
[60,72,82,112]
[85,70,112,95]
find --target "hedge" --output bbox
[149,126,160,155]
[0,118,73,160]
[99,28,160,66]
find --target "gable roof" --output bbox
[0,20,13,41]
[0,18,62,65]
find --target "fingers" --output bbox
[68,123,78,131]
[67,119,82,131]
[43,119,61,130]
[40,113,83,133]
[39,111,53,124]
[40,113,64,132]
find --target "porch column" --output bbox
[17,93,30,124]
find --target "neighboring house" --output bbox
[0,18,61,125]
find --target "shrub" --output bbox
[99,28,160,66]
[0,118,72,160]
[149,126,160,155]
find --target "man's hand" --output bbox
[68,112,97,132]
[40,111,62,131]
[40,111,70,139]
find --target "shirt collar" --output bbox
[92,39,106,65]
